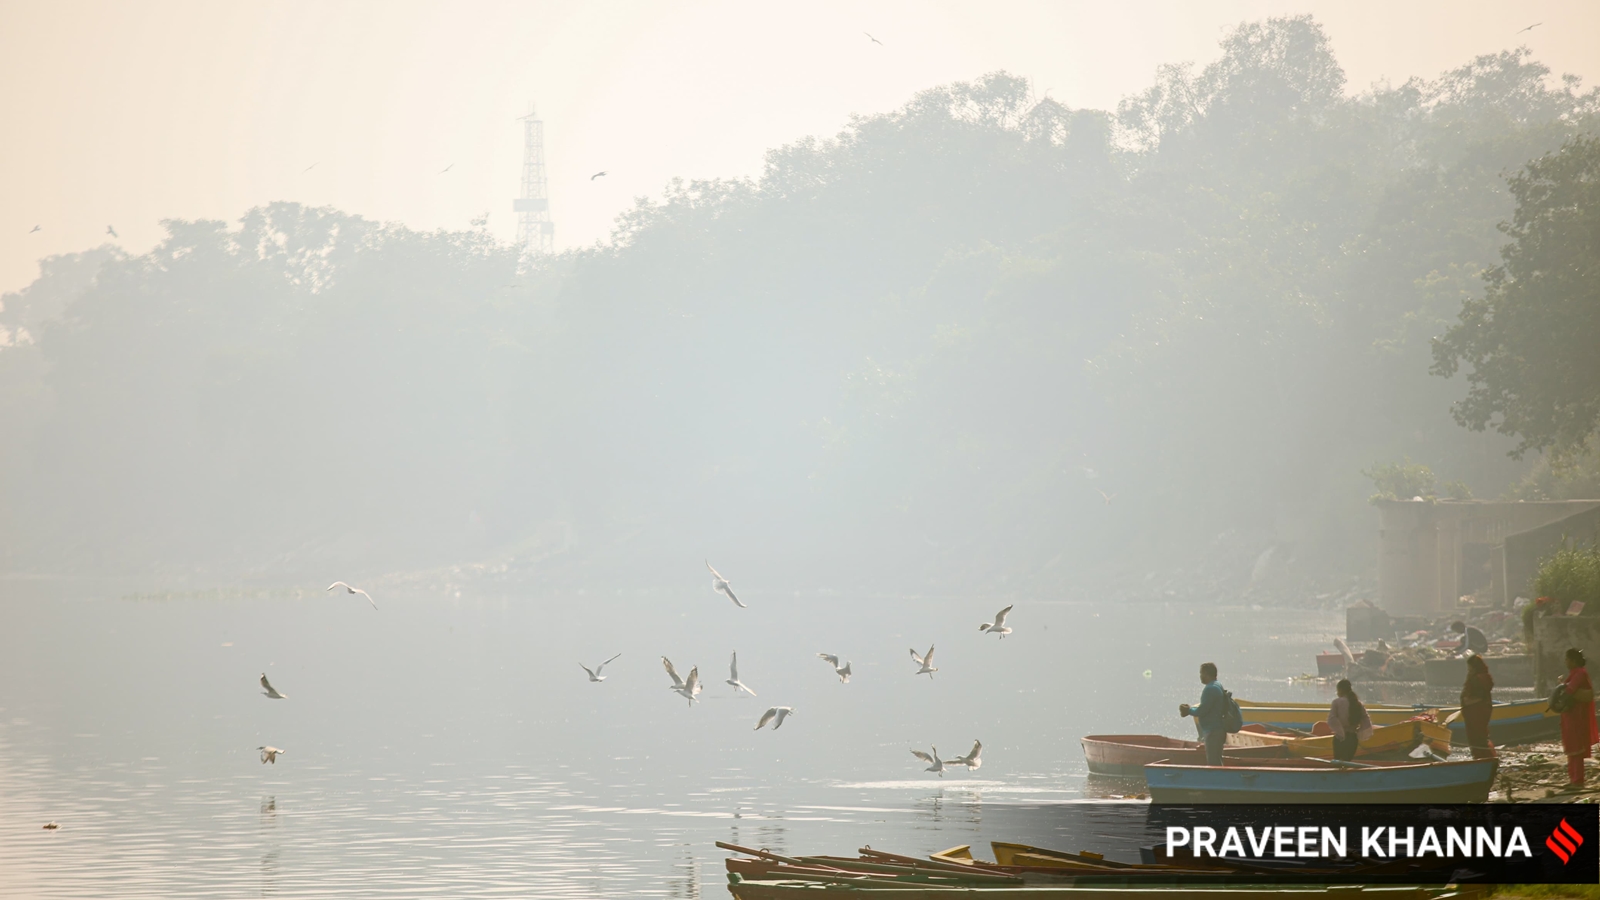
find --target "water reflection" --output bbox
[0,590,1364,896]
[670,844,701,900]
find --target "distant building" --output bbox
[1375,499,1600,613]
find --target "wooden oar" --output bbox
[716,841,829,869]
[1320,758,1377,768]
[857,847,1002,874]
[797,856,1023,884]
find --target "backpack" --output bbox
[1222,689,1244,734]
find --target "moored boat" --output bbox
[1225,719,1451,761]
[1442,698,1559,747]
[1143,756,1498,804]
[1082,735,1290,777]
[721,841,1487,898]
[1234,699,1440,732]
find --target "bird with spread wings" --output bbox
[706,560,746,608]
[327,581,377,609]
[580,653,623,682]
[662,656,702,706]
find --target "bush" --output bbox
[1535,544,1600,611]
[1363,459,1472,503]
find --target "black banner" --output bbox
[971,803,1599,884]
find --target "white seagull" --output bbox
[706,560,746,608]
[911,747,945,777]
[726,652,756,696]
[260,673,288,699]
[755,706,794,730]
[580,652,623,682]
[258,746,285,764]
[817,653,852,683]
[910,645,938,678]
[662,656,702,706]
[946,740,983,770]
[979,604,1013,638]
[326,581,377,609]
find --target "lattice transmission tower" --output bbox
[514,106,554,255]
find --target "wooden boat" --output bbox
[1081,735,1289,777]
[1441,698,1560,747]
[1225,718,1451,761]
[1234,699,1440,732]
[722,843,1490,897]
[727,881,1489,898]
[1143,756,1498,804]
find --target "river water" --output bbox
[0,583,1480,897]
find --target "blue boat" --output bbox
[1144,757,1498,804]
[1443,698,1560,747]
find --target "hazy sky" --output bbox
[2,0,1595,296]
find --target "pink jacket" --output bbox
[1329,696,1375,741]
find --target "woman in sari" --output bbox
[1460,654,1494,759]
[1559,648,1597,788]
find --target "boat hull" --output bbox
[1226,719,1451,761]
[1443,699,1560,747]
[1143,758,1497,804]
[1082,735,1289,777]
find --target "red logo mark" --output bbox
[1547,818,1584,864]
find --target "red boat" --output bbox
[1082,734,1290,778]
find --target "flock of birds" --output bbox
[245,570,1007,778]
[583,560,1010,777]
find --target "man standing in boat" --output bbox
[1179,662,1227,766]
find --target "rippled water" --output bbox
[0,584,1461,897]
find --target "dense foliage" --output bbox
[1433,135,1600,458]
[2,17,1596,591]
[1534,546,1600,613]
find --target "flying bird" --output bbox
[106,225,118,238]
[28,225,40,233]
[42,822,60,830]
[580,652,623,682]
[864,32,883,45]
[817,653,852,683]
[326,581,377,609]
[260,673,288,699]
[911,747,945,777]
[1097,489,1115,504]
[258,746,285,764]
[946,739,983,770]
[979,604,1013,638]
[755,706,794,730]
[439,163,454,174]
[590,171,607,180]
[726,651,757,696]
[1516,22,1541,34]
[662,656,702,706]
[910,645,938,678]
[706,560,746,608]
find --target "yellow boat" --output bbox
[1235,698,1443,732]
[1226,718,1451,760]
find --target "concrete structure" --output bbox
[1375,499,1600,613]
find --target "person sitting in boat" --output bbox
[1328,679,1373,761]
[1460,654,1495,760]
[1559,647,1597,789]
[1178,662,1227,765]
[1450,621,1488,657]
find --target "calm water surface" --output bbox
[0,584,1467,897]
